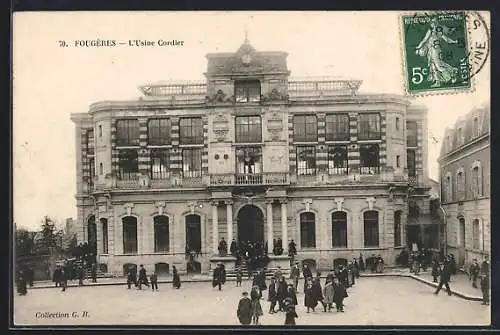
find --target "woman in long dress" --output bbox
[250,285,263,325]
[304,278,318,313]
[415,18,459,87]
[172,265,181,289]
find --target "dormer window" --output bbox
[235,80,261,103]
[457,127,463,146]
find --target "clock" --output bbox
[241,53,252,65]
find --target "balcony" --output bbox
[209,173,289,187]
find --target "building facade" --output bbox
[438,105,490,267]
[71,40,431,276]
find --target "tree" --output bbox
[15,228,35,258]
[35,216,58,255]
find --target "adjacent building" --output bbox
[438,104,490,266]
[71,39,432,276]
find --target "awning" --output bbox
[407,215,441,226]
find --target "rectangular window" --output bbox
[98,125,102,138]
[325,114,349,141]
[327,145,348,175]
[88,157,95,188]
[293,115,317,142]
[179,117,203,145]
[116,119,140,146]
[396,155,400,168]
[406,121,418,147]
[332,212,347,248]
[235,80,261,103]
[407,150,416,177]
[296,146,316,176]
[472,220,480,250]
[182,148,202,178]
[457,171,465,201]
[118,149,139,180]
[394,211,402,247]
[148,118,171,145]
[86,129,94,155]
[359,144,380,174]
[102,219,108,254]
[150,149,170,179]
[364,212,379,247]
[395,117,400,131]
[235,116,262,143]
[358,113,381,140]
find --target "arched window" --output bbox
[363,211,379,247]
[456,169,465,201]
[331,212,347,248]
[394,211,402,247]
[472,162,483,197]
[445,173,453,202]
[185,215,201,253]
[99,162,103,175]
[87,215,97,254]
[100,218,108,254]
[122,216,138,254]
[472,219,480,250]
[154,216,170,252]
[300,212,316,248]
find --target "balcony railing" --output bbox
[209,173,289,186]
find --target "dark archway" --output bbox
[237,205,264,244]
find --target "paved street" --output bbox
[14,277,489,326]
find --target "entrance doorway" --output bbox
[237,205,264,244]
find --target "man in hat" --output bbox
[212,263,226,291]
[290,262,300,292]
[237,291,253,325]
[480,255,490,305]
[470,259,480,288]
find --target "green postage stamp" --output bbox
[401,12,470,95]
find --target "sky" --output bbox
[13,11,490,230]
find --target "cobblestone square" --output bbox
[14,277,489,326]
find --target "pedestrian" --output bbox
[302,264,313,292]
[172,265,181,289]
[304,278,317,313]
[17,270,28,296]
[431,259,440,283]
[312,273,327,312]
[250,285,263,325]
[212,263,226,291]
[236,267,243,287]
[237,291,253,325]
[470,259,480,289]
[290,262,300,292]
[359,253,365,272]
[60,267,68,292]
[78,265,85,286]
[286,284,298,307]
[284,304,298,325]
[353,258,360,278]
[323,276,335,311]
[138,264,149,290]
[53,266,61,287]
[348,261,356,286]
[480,255,490,305]
[268,277,278,314]
[434,258,452,296]
[276,276,288,312]
[91,262,97,283]
[333,277,348,312]
[150,272,158,292]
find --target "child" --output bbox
[236,267,243,287]
[150,272,158,292]
[250,285,263,325]
[284,304,298,325]
[268,277,277,313]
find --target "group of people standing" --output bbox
[468,256,491,305]
[126,264,181,291]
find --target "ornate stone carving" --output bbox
[267,112,284,140]
[302,198,313,212]
[212,113,230,142]
[124,203,134,216]
[187,201,198,214]
[155,201,166,215]
[205,89,235,103]
[262,87,289,102]
[334,198,344,212]
[366,197,376,210]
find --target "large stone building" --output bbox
[438,104,490,267]
[71,39,432,276]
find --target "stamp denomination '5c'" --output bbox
[402,12,470,95]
